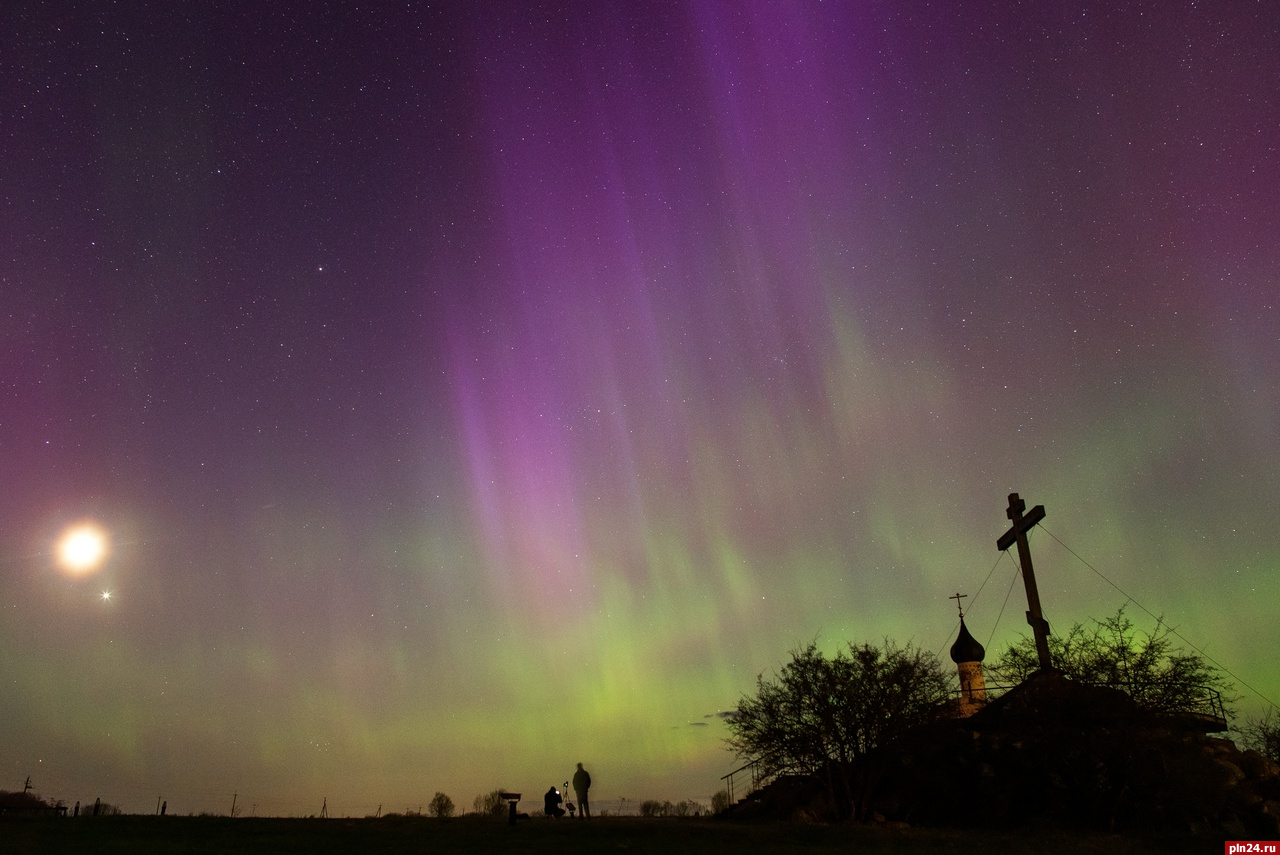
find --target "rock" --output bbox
[1220,814,1248,837]
[1251,800,1280,837]
[1226,782,1263,813]
[1241,749,1280,780]
[1214,758,1247,788]
[1203,737,1238,757]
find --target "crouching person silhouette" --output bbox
[543,786,565,818]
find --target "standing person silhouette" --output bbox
[572,762,592,818]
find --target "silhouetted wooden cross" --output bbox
[996,492,1053,672]
[949,592,968,617]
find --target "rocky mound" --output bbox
[730,673,1280,835]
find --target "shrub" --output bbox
[428,791,455,818]
[990,606,1236,718]
[725,639,951,820]
[0,790,60,814]
[671,799,703,817]
[1238,708,1280,764]
[638,799,670,817]
[472,789,506,818]
[727,640,951,777]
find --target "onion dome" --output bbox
[949,616,986,664]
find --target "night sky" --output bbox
[3,1,1278,816]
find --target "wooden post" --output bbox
[996,493,1053,672]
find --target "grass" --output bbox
[0,814,1223,854]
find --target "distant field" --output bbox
[0,814,1218,854]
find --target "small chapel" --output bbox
[949,610,987,717]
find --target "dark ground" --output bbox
[0,815,1231,854]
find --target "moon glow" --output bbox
[56,523,109,577]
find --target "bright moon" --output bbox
[56,523,109,577]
